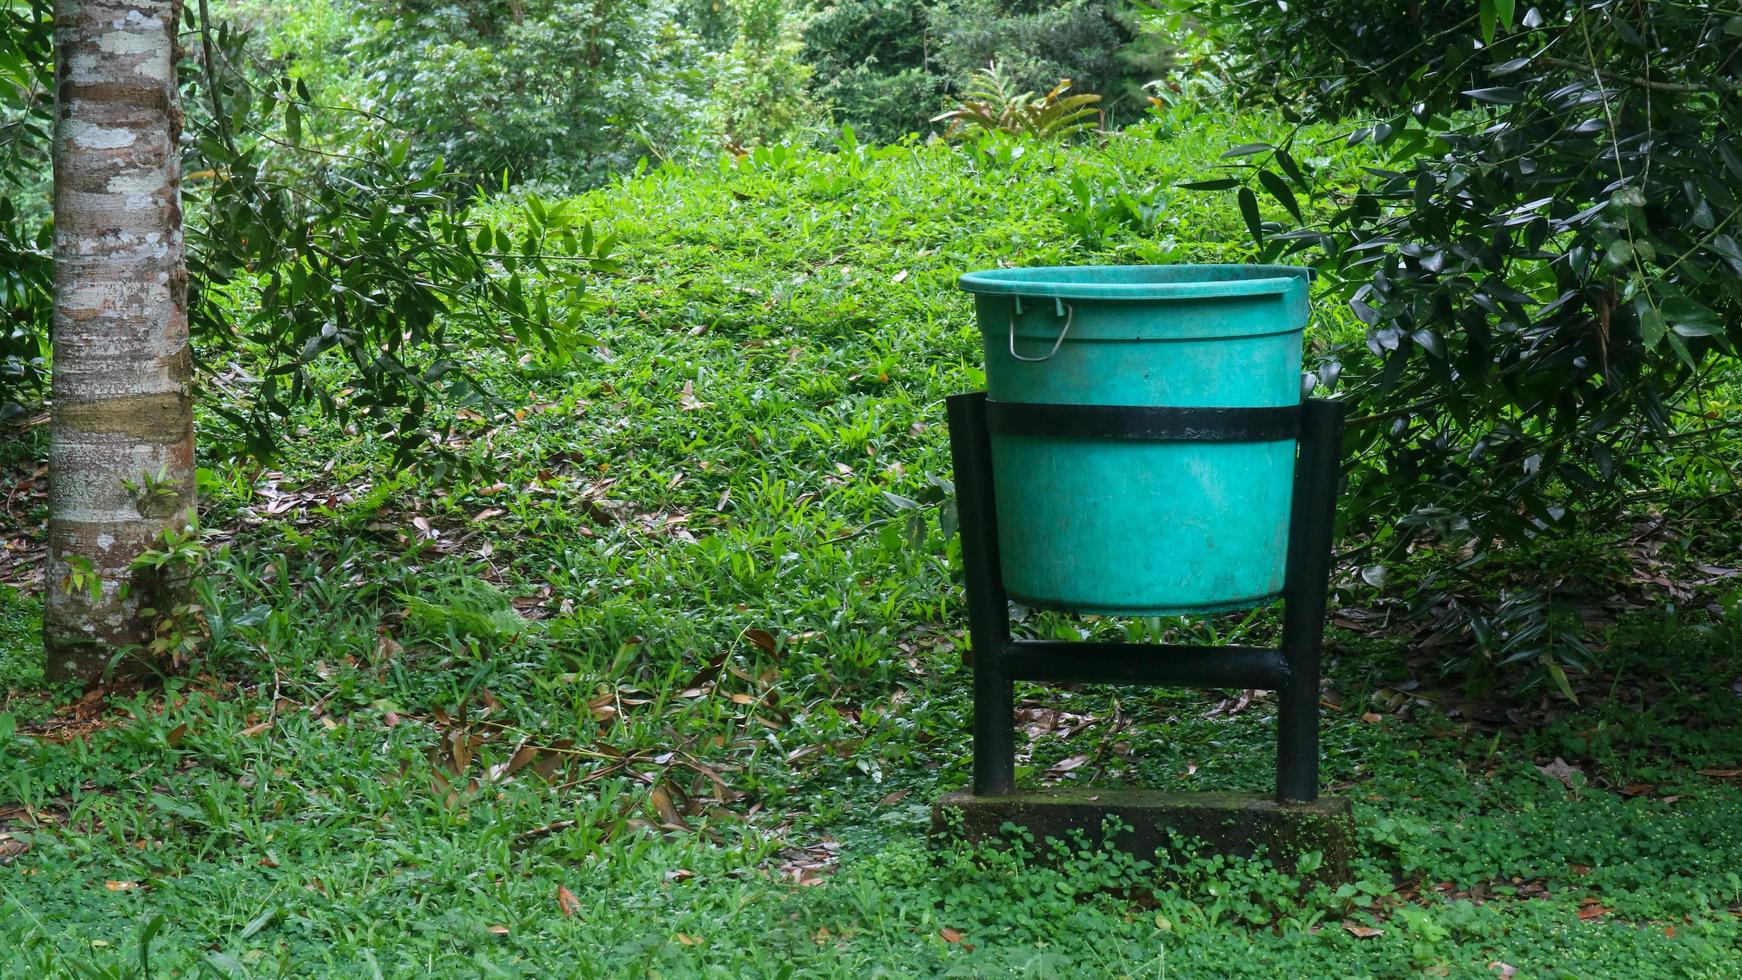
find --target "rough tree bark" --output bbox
[45,0,195,683]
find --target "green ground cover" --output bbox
[3,117,1742,976]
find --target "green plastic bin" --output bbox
[958,264,1311,616]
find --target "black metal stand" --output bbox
[946,393,1345,804]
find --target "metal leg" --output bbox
[947,392,1343,803]
[1276,399,1346,803]
[947,393,1016,796]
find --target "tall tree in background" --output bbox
[45,0,194,683]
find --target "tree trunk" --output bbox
[45,0,195,684]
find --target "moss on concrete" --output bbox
[932,788,1357,884]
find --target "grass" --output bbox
[3,115,1742,976]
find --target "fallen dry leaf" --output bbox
[742,627,778,655]
[878,788,910,806]
[555,884,581,918]
[1576,903,1612,920]
[1537,756,1582,789]
[940,927,964,943]
[448,731,474,775]
[1489,962,1518,978]
[1044,754,1091,778]
[104,881,139,892]
[650,784,685,828]
[675,933,700,946]
[1342,922,1384,939]
[487,924,510,935]
[776,840,841,886]
[678,381,706,412]
[506,742,540,776]
[1695,768,1742,778]
[0,835,30,865]
[1204,690,1257,718]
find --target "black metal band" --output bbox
[985,400,1300,443]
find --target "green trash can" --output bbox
[957,264,1311,616]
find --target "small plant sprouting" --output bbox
[130,520,209,579]
[60,554,102,602]
[121,467,182,503]
[130,519,213,672]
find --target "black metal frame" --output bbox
[946,393,1345,804]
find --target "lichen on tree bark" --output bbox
[45,0,195,683]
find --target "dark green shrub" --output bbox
[185,13,621,469]
[802,0,1164,141]
[1170,0,1742,691]
[705,0,820,150]
[931,0,1141,112]
[1175,1,1742,547]
[344,0,714,188]
[0,0,50,423]
[0,3,614,468]
[802,0,942,141]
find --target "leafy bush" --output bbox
[1165,0,1742,689]
[342,0,715,187]
[1171,1,1742,549]
[801,0,1161,141]
[930,0,1145,112]
[0,3,614,469]
[932,62,1101,141]
[185,13,621,469]
[704,0,821,151]
[0,0,49,423]
[801,0,942,142]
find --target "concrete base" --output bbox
[932,789,1355,884]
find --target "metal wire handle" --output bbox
[1007,296,1074,363]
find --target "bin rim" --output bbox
[958,263,1312,302]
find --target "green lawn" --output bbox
[3,117,1742,976]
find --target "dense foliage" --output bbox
[703,0,818,151]
[803,0,1161,142]
[800,0,938,141]
[0,2,612,466]
[343,0,718,187]
[0,0,50,424]
[1,0,1178,433]
[189,14,621,469]
[324,1,1161,168]
[1174,1,1742,547]
[1161,0,1742,690]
